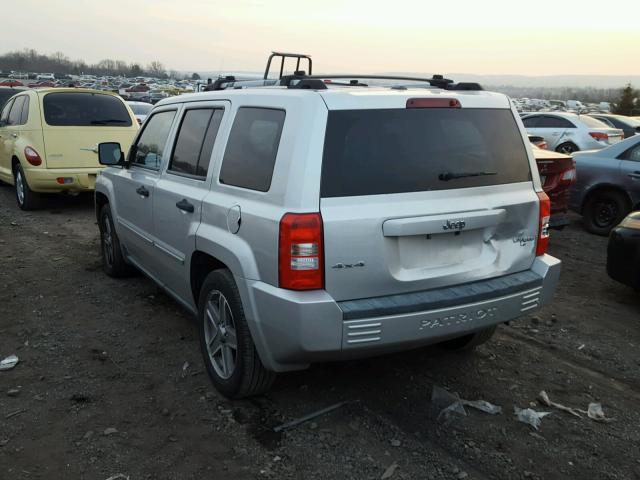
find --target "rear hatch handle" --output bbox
[383,209,506,237]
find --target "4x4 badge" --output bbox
[332,261,365,269]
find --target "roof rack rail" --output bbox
[280,73,483,91]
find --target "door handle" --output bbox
[629,172,640,180]
[176,199,194,213]
[136,186,150,197]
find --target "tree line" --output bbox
[0,48,200,80]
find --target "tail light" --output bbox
[537,141,548,150]
[279,213,324,290]
[24,146,42,166]
[589,132,608,141]
[536,191,551,256]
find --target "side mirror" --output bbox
[98,142,124,166]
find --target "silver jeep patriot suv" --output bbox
[95,72,560,398]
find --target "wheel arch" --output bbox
[190,250,229,305]
[581,183,632,214]
[11,155,21,172]
[95,191,109,222]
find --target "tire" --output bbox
[555,142,579,154]
[13,163,41,210]
[583,190,629,236]
[99,204,133,277]
[198,269,276,398]
[440,326,497,351]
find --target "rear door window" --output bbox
[219,107,285,192]
[131,110,176,170]
[537,116,575,128]
[8,96,25,126]
[1,99,14,125]
[168,108,223,178]
[522,116,540,128]
[20,96,30,124]
[43,92,132,126]
[321,108,531,198]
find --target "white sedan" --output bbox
[126,101,153,125]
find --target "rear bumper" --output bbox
[242,255,561,372]
[25,167,101,192]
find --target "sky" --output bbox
[4,0,640,76]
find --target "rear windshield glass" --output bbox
[43,92,132,127]
[321,108,531,197]
[129,103,152,115]
[579,115,608,128]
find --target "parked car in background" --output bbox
[36,73,55,81]
[149,89,169,104]
[528,134,547,150]
[127,101,153,125]
[0,88,138,210]
[0,80,24,87]
[588,114,640,139]
[8,72,28,80]
[0,87,25,108]
[522,112,624,154]
[29,81,56,88]
[607,211,640,291]
[531,145,576,228]
[569,135,640,235]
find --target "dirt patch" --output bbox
[1,184,640,480]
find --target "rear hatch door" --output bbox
[40,91,138,168]
[319,94,540,301]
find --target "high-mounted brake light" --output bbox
[406,98,461,109]
[279,213,324,290]
[536,191,551,256]
[24,146,42,166]
[589,132,608,141]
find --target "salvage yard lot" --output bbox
[1,184,639,480]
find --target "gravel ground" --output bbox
[1,185,639,480]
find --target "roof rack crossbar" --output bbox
[264,52,312,80]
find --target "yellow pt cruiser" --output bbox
[0,88,138,210]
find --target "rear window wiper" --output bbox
[438,171,497,181]
[90,119,129,125]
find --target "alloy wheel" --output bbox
[203,290,238,379]
[15,170,24,205]
[101,216,115,267]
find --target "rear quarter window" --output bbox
[579,115,609,129]
[321,108,531,198]
[43,92,132,127]
[219,107,285,192]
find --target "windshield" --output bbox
[43,92,132,126]
[321,108,531,197]
[129,103,152,115]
